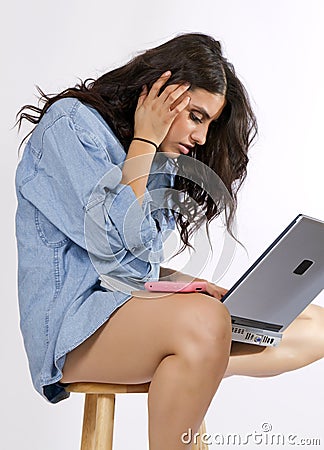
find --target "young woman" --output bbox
[16,33,324,450]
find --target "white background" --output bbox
[1,0,323,449]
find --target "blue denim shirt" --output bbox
[15,98,175,403]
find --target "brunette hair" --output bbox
[17,32,257,251]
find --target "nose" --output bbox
[191,124,208,146]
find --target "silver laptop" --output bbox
[222,214,324,347]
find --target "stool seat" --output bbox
[67,381,151,394]
[67,382,208,450]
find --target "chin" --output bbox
[158,148,180,159]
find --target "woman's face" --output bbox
[159,88,226,156]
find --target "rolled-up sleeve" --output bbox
[18,113,157,267]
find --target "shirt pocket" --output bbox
[35,208,70,248]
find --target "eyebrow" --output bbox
[190,104,212,120]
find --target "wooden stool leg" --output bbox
[94,393,116,450]
[81,394,98,450]
[191,420,208,450]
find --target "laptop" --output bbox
[222,214,324,347]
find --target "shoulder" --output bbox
[43,98,113,139]
[45,97,81,119]
[29,98,125,161]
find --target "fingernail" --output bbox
[163,70,171,76]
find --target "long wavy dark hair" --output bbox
[16,32,257,251]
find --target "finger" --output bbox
[160,82,191,106]
[205,284,221,299]
[146,71,172,100]
[206,283,227,300]
[168,95,191,117]
[136,85,148,109]
[216,286,228,296]
[208,289,222,300]
[214,286,228,299]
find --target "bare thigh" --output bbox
[61,291,231,384]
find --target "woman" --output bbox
[16,33,324,450]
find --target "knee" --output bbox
[302,305,324,357]
[299,303,324,321]
[307,304,324,325]
[278,304,324,371]
[175,294,232,364]
[290,304,324,349]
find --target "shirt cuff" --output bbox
[104,183,156,252]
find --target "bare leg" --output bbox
[225,304,324,377]
[61,293,232,450]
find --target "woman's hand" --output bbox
[134,71,191,147]
[159,267,227,301]
[192,274,227,300]
[202,281,228,300]
[122,72,190,205]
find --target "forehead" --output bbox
[188,88,226,120]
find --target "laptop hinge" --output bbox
[231,315,283,332]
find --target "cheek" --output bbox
[168,114,190,137]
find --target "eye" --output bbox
[189,112,203,124]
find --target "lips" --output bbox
[179,143,194,154]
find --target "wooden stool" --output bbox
[67,382,208,450]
